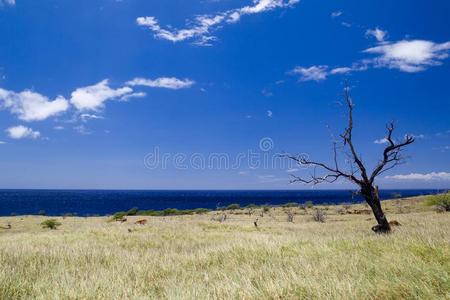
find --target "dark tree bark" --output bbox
[283,86,414,233]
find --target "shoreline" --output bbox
[0,194,439,219]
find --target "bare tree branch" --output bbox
[369,123,415,183]
[283,84,415,233]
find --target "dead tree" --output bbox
[284,87,414,233]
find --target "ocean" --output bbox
[0,189,442,216]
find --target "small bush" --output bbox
[282,202,299,208]
[262,205,270,213]
[192,208,210,214]
[111,212,127,221]
[304,201,314,209]
[41,219,62,230]
[245,204,258,209]
[426,193,450,212]
[391,192,402,199]
[312,209,326,222]
[226,203,240,210]
[126,207,139,216]
[37,210,46,216]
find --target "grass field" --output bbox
[0,196,449,299]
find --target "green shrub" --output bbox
[111,211,127,221]
[134,208,211,217]
[282,202,298,208]
[126,207,139,216]
[193,208,210,214]
[426,193,450,211]
[391,192,402,199]
[226,204,240,210]
[304,201,314,209]
[262,205,270,213]
[245,204,258,209]
[41,219,62,230]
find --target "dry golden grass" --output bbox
[0,196,449,299]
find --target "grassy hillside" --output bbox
[0,196,449,299]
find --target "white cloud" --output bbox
[0,141,6,144]
[330,67,353,74]
[364,40,450,72]
[290,39,450,82]
[365,28,387,42]
[386,172,450,181]
[80,114,104,122]
[374,138,388,144]
[6,125,40,139]
[137,0,299,45]
[70,80,133,111]
[53,126,64,130]
[121,92,147,101]
[291,65,329,81]
[267,110,273,118]
[126,77,195,89]
[412,134,425,139]
[331,11,342,18]
[287,168,299,173]
[0,88,69,121]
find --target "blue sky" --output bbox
[0,0,449,189]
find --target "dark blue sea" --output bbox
[0,189,442,216]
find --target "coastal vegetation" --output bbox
[40,219,62,230]
[111,207,211,221]
[0,195,448,299]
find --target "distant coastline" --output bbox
[0,189,445,217]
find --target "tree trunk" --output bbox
[361,185,391,233]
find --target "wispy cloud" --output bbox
[137,0,299,46]
[120,92,147,101]
[0,88,69,121]
[127,77,195,89]
[386,172,450,181]
[80,114,104,122]
[364,40,450,72]
[365,28,387,42]
[6,125,40,139]
[267,110,273,118]
[331,11,342,18]
[290,65,329,82]
[290,38,450,81]
[374,138,388,144]
[70,80,133,112]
